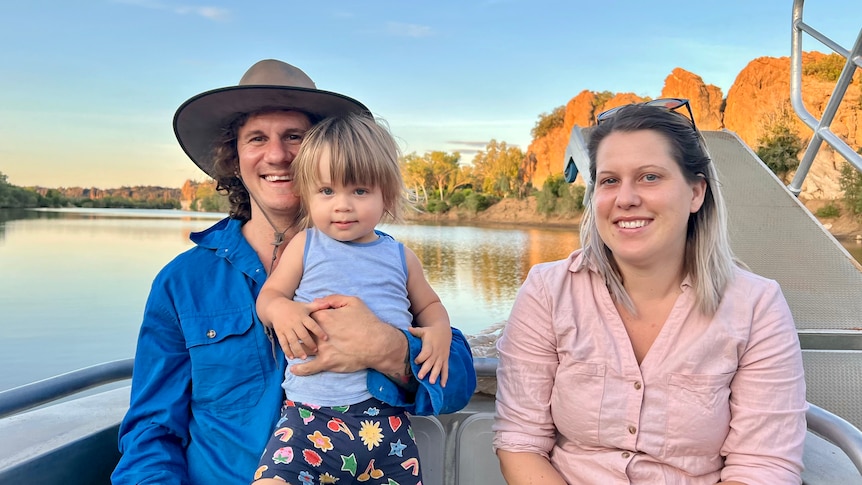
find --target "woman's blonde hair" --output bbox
[578,104,737,316]
[292,113,409,226]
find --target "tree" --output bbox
[471,140,525,197]
[756,107,804,183]
[400,152,432,203]
[531,105,565,139]
[426,151,461,200]
[840,150,862,217]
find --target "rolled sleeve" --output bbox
[493,264,561,456]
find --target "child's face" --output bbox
[308,151,386,243]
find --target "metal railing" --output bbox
[788,0,862,196]
[0,358,134,419]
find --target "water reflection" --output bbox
[2,207,861,391]
[383,224,580,331]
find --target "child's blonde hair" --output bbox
[293,113,408,225]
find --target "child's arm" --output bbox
[256,231,326,359]
[403,246,452,387]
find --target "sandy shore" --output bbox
[405,197,862,239]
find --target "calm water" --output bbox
[0,208,578,391]
[2,208,861,392]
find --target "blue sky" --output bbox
[0,0,858,188]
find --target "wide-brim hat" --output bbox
[174,59,371,177]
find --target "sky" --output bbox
[0,0,859,189]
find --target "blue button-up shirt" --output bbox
[112,218,476,484]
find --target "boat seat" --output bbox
[410,415,446,485]
[456,412,506,484]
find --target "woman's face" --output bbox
[593,129,706,272]
[237,110,312,223]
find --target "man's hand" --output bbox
[289,295,408,379]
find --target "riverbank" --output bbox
[405,197,862,239]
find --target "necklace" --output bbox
[268,228,289,275]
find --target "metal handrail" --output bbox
[807,402,862,475]
[0,358,134,419]
[788,0,862,196]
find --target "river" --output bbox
[1,207,861,392]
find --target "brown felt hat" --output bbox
[174,59,370,177]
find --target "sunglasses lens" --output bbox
[646,98,685,110]
[595,98,695,131]
[596,106,623,124]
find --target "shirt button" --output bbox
[621,451,631,459]
[255,268,261,273]
[634,381,642,390]
[628,425,637,435]
[207,329,216,339]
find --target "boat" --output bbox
[2,1,861,483]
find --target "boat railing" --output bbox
[0,359,134,419]
[788,0,862,195]
[1,357,862,478]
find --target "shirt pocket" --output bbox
[552,360,606,446]
[183,305,266,411]
[665,372,734,456]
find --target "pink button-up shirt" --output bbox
[493,251,806,484]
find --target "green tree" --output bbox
[195,181,229,212]
[471,140,524,197]
[426,151,462,201]
[531,105,565,139]
[840,154,862,217]
[400,152,432,203]
[756,107,804,183]
[0,171,44,208]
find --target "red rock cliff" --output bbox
[526,54,861,200]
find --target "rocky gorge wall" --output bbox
[526,52,862,201]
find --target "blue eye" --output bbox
[355,188,368,195]
[644,174,659,182]
[320,187,334,195]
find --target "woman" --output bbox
[112,59,476,484]
[493,101,806,484]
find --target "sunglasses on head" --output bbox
[595,98,697,131]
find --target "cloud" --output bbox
[385,22,433,38]
[447,140,489,148]
[112,0,230,21]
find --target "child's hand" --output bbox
[408,325,452,387]
[271,300,328,359]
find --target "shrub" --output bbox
[815,203,841,218]
[448,189,469,207]
[536,174,587,216]
[756,109,803,182]
[425,199,450,214]
[803,53,846,82]
[464,193,496,213]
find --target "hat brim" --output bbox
[174,85,371,177]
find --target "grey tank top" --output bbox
[281,227,412,406]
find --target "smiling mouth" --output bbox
[617,220,648,229]
[263,175,292,182]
